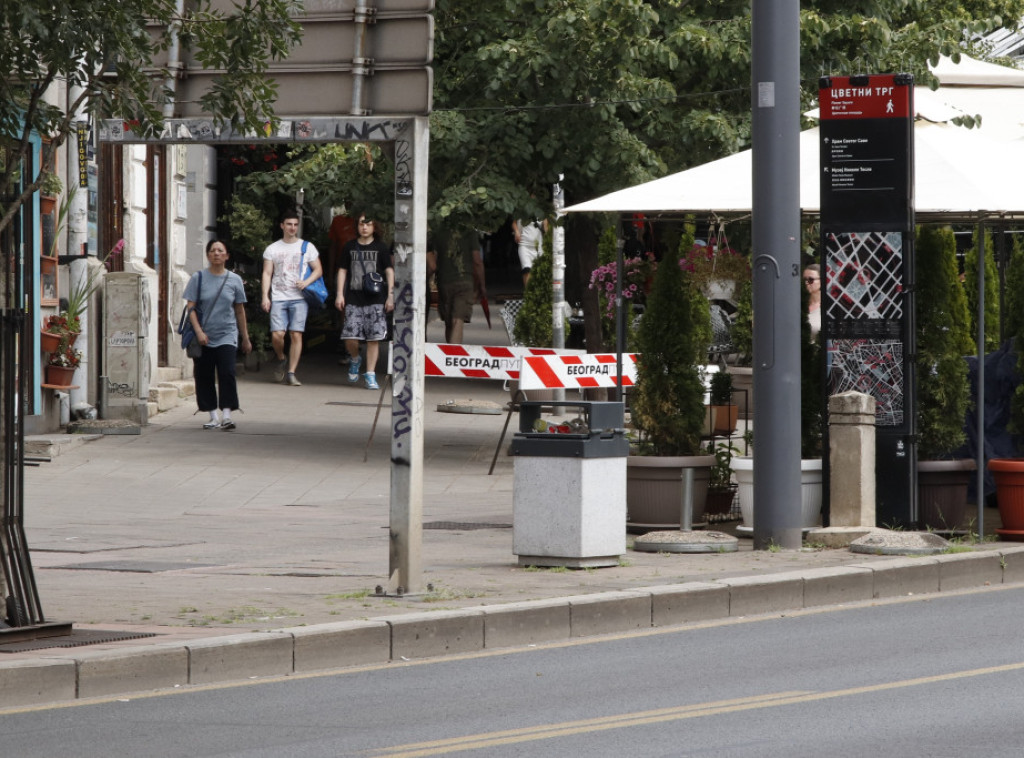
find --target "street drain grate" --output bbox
[423,521,512,531]
[46,561,217,573]
[0,629,158,653]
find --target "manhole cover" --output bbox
[423,521,512,531]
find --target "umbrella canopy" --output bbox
[563,121,1024,222]
[564,56,1024,222]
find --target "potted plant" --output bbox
[627,223,715,531]
[709,369,737,436]
[59,238,125,333]
[45,340,81,386]
[989,234,1024,539]
[682,235,751,303]
[915,225,975,533]
[704,440,739,518]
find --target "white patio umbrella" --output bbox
[563,120,1024,222]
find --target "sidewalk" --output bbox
[3,307,1022,706]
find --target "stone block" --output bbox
[186,633,294,685]
[853,556,940,598]
[482,599,571,649]
[75,644,188,698]
[513,456,625,567]
[0,659,77,707]
[802,566,874,607]
[386,610,484,660]
[148,385,179,412]
[723,573,804,616]
[937,550,1004,591]
[568,590,651,637]
[276,621,390,672]
[650,582,730,627]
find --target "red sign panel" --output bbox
[820,74,911,120]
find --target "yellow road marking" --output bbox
[368,661,1024,757]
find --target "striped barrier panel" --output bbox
[519,353,638,390]
[424,343,585,381]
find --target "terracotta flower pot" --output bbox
[45,364,76,387]
[987,459,1024,540]
[40,331,62,354]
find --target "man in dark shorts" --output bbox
[335,213,394,390]
[427,227,486,344]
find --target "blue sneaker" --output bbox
[364,372,380,390]
[348,356,361,383]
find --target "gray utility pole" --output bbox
[552,176,566,405]
[751,0,803,550]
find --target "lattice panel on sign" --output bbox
[829,339,905,427]
[826,232,903,321]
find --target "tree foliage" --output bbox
[0,0,301,236]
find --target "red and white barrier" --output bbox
[519,353,638,390]
[424,343,584,381]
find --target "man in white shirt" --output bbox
[261,210,323,386]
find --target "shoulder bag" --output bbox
[300,241,328,309]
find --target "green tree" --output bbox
[630,225,711,456]
[916,226,971,458]
[0,0,301,237]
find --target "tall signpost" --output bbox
[819,74,916,526]
[751,0,802,550]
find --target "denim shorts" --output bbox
[270,299,308,333]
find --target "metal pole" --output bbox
[751,0,803,550]
[387,116,428,594]
[977,221,986,537]
[552,176,565,405]
[614,232,624,402]
[351,0,372,116]
[680,467,694,532]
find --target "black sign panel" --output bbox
[819,73,916,528]
[820,74,914,231]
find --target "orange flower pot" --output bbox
[987,459,1024,540]
[44,364,76,387]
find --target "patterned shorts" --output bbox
[341,303,388,341]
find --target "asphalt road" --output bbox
[3,586,1024,757]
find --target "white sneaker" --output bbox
[203,420,222,429]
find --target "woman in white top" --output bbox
[804,263,821,338]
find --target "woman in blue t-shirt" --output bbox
[183,240,251,429]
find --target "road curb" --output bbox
[3,545,1024,709]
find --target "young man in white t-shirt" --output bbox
[261,210,323,386]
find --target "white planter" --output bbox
[703,278,737,303]
[734,457,822,530]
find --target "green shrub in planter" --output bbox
[1007,236,1024,443]
[630,224,712,456]
[916,225,972,458]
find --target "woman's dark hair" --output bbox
[205,238,229,255]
